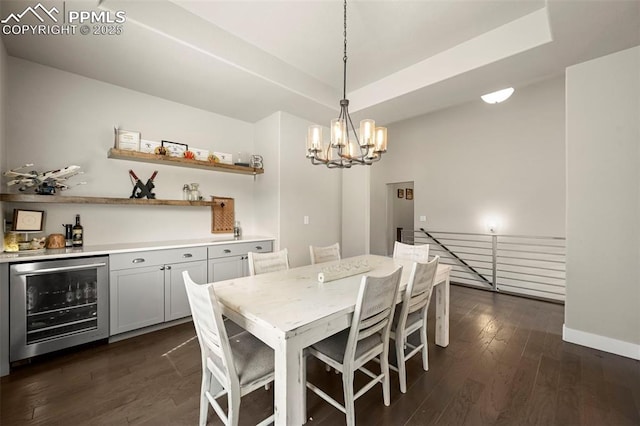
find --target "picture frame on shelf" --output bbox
[406,188,413,200]
[140,139,161,154]
[115,128,141,151]
[161,140,188,157]
[397,189,404,199]
[12,209,45,232]
[213,152,233,165]
[191,147,209,161]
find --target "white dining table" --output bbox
[212,254,452,426]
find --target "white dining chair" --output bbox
[305,267,403,426]
[389,256,439,393]
[248,249,290,275]
[309,242,341,264]
[183,271,275,426]
[392,241,429,263]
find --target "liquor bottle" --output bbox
[72,214,83,247]
[63,224,73,247]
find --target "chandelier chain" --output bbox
[342,0,348,100]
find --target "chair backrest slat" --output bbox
[200,327,225,360]
[393,241,429,263]
[406,291,431,314]
[357,309,391,341]
[309,243,341,264]
[344,267,403,363]
[248,249,290,275]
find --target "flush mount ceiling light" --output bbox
[306,0,387,169]
[481,87,515,104]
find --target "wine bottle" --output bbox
[72,214,83,247]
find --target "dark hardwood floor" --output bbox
[2,285,639,425]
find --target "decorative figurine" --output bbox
[3,164,86,194]
[129,169,158,199]
[154,146,168,156]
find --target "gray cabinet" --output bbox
[110,265,165,335]
[109,240,273,336]
[208,255,247,282]
[110,247,207,335]
[165,260,207,321]
[207,240,272,282]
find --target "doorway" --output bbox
[386,181,414,255]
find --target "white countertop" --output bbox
[0,235,275,263]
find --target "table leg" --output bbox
[274,336,305,426]
[435,275,450,347]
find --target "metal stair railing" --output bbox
[401,229,566,302]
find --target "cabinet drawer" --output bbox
[165,247,207,264]
[207,240,273,259]
[110,250,172,270]
[110,247,207,270]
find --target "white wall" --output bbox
[4,57,342,267]
[342,166,370,258]
[6,58,256,245]
[370,76,566,255]
[565,46,640,359]
[251,111,342,267]
[253,112,281,245]
[279,112,342,267]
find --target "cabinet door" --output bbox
[241,256,250,277]
[165,260,207,321]
[208,256,245,282]
[110,266,165,335]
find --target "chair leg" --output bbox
[381,348,391,406]
[421,322,429,371]
[395,334,408,394]
[343,371,356,426]
[227,385,242,426]
[199,370,211,426]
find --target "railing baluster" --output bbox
[492,234,498,291]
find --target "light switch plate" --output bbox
[419,215,427,222]
[304,216,309,225]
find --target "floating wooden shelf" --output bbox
[107,148,264,175]
[0,193,213,206]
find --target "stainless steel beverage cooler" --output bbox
[10,256,109,362]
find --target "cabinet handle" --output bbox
[223,249,231,254]
[132,258,145,264]
[182,253,193,258]
[166,265,172,270]
[256,246,263,250]
[160,266,165,270]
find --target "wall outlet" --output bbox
[419,215,427,222]
[303,215,309,225]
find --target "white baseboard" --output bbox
[563,325,640,360]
